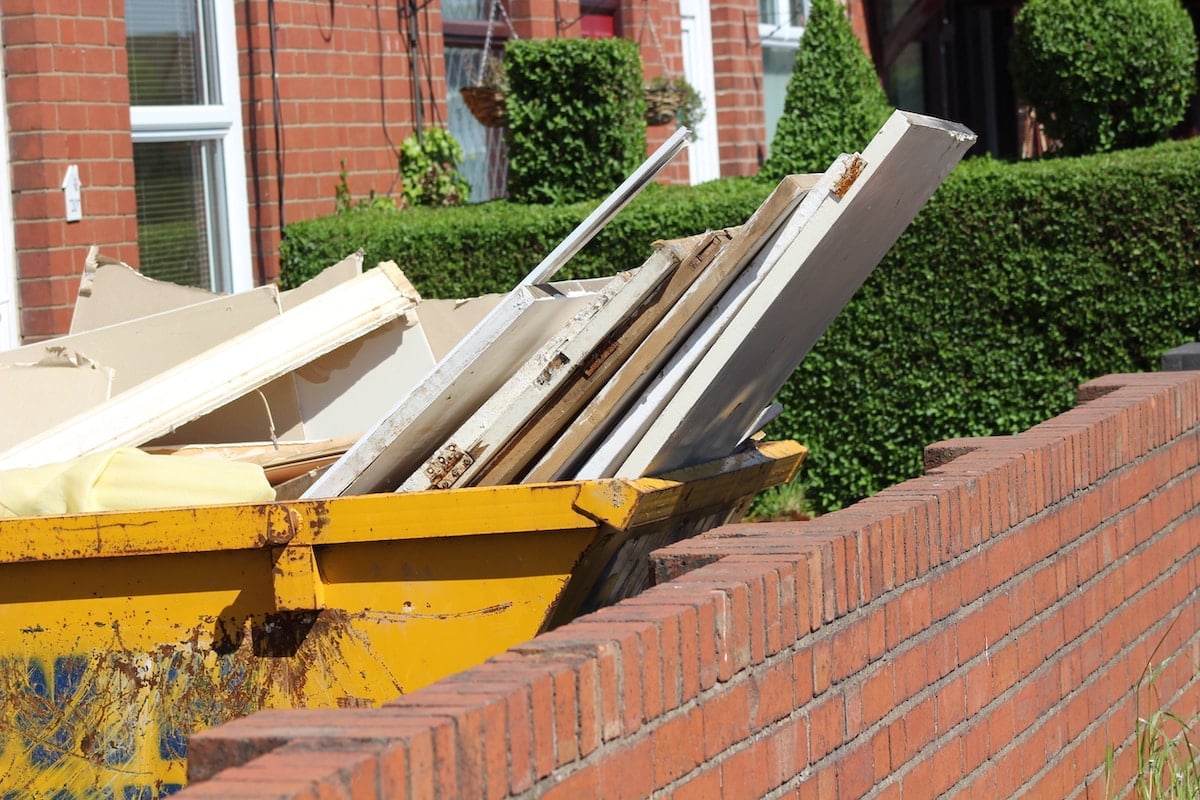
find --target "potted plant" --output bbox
[644,75,705,133]
[460,54,509,128]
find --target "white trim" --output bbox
[128,0,253,294]
[679,0,721,184]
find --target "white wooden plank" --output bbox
[610,111,976,478]
[525,174,819,483]
[521,128,690,286]
[0,264,421,470]
[399,253,679,492]
[0,285,283,394]
[302,280,613,498]
[570,165,846,479]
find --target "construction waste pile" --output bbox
[0,112,974,517]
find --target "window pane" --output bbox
[134,140,225,290]
[127,0,212,106]
[445,46,508,202]
[443,0,486,22]
[762,44,798,153]
[888,41,925,112]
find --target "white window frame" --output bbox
[128,0,252,293]
[759,0,808,155]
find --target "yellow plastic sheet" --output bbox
[0,448,275,517]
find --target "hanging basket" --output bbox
[460,86,507,128]
[644,84,683,126]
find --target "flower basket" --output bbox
[644,84,684,126]
[460,85,508,128]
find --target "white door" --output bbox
[0,25,18,350]
[679,0,721,184]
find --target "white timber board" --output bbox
[302,134,690,498]
[0,264,420,469]
[526,174,819,483]
[302,279,615,498]
[399,252,680,492]
[607,110,977,478]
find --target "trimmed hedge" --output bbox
[504,38,648,204]
[1010,0,1197,156]
[280,139,1200,513]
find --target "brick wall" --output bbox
[3,0,139,340]
[176,369,1200,798]
[237,0,444,284]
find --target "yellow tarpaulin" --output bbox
[0,447,275,517]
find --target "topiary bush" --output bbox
[760,0,893,179]
[1009,0,1198,156]
[504,37,647,204]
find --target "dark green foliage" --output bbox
[281,140,1200,515]
[1009,0,1198,156]
[772,140,1200,512]
[504,37,647,204]
[760,0,893,179]
[279,178,772,294]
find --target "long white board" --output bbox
[585,111,977,478]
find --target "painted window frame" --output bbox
[128,0,253,293]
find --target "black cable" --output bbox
[416,0,442,127]
[267,0,287,237]
[244,0,268,286]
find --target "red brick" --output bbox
[702,680,754,759]
[807,696,845,761]
[720,738,773,799]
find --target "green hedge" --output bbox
[280,139,1200,513]
[504,38,647,204]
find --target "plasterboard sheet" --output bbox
[292,315,438,441]
[1,285,283,395]
[416,295,505,362]
[0,357,113,450]
[302,278,613,498]
[279,253,364,311]
[0,264,420,470]
[69,249,219,333]
[607,110,977,478]
[399,256,678,492]
[525,174,819,483]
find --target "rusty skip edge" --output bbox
[0,440,806,567]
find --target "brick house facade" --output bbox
[0,0,870,347]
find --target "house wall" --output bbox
[178,369,1200,799]
[2,0,140,340]
[2,0,774,344]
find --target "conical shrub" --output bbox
[761,0,893,179]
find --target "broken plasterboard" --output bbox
[0,264,421,470]
[590,110,977,479]
[69,247,220,333]
[0,353,114,450]
[0,285,283,396]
